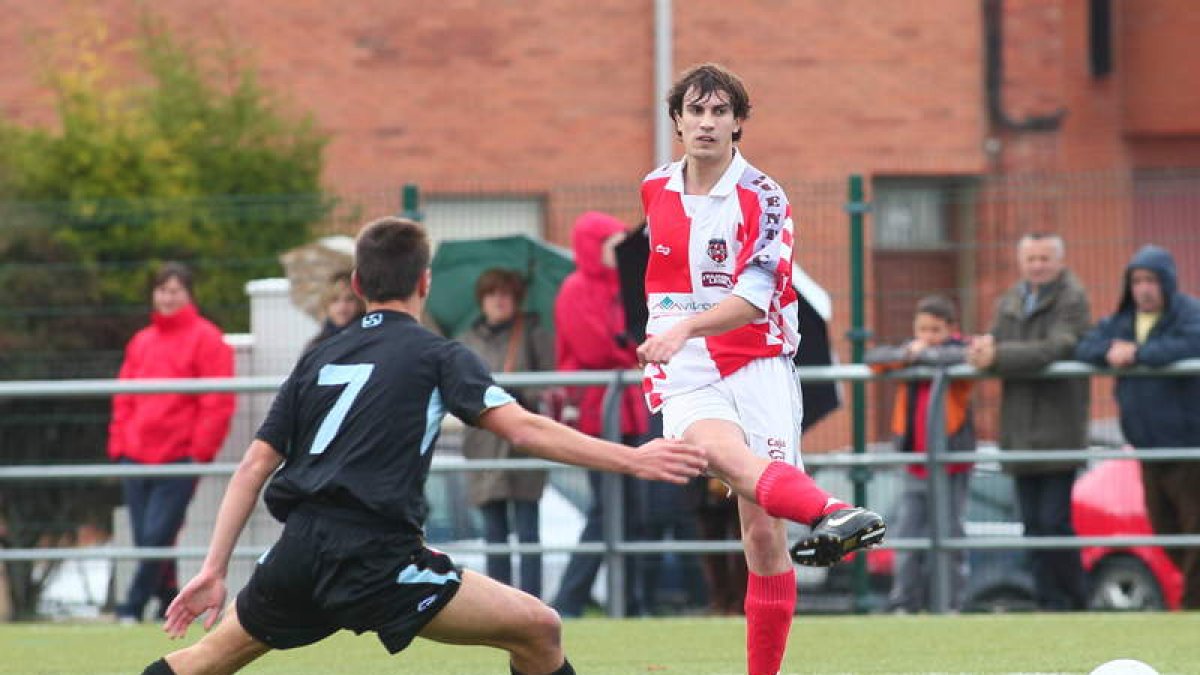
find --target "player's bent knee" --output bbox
[517,599,563,643]
[504,604,563,668]
[494,597,561,654]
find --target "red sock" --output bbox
[745,570,796,675]
[754,461,848,525]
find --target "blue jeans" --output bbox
[117,459,197,620]
[1015,471,1088,610]
[552,470,646,616]
[479,499,542,598]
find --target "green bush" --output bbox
[0,14,329,337]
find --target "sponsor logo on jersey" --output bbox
[701,271,734,289]
[417,594,438,612]
[655,244,672,256]
[706,238,728,264]
[362,312,384,328]
[653,296,716,313]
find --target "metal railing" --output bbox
[3,361,1200,616]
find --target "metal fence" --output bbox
[2,362,1198,618]
[4,169,1200,454]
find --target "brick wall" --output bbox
[3,0,1199,451]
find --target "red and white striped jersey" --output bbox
[641,150,799,412]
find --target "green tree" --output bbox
[0,14,329,619]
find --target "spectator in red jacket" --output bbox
[109,262,236,623]
[552,211,650,616]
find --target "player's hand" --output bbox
[162,569,227,639]
[637,324,689,366]
[629,438,707,483]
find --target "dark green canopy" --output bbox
[426,234,574,338]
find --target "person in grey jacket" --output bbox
[1076,244,1200,609]
[458,268,555,598]
[968,233,1091,610]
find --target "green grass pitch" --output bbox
[3,613,1197,674]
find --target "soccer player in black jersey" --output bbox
[141,217,706,675]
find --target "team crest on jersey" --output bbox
[706,238,728,264]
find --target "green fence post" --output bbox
[401,183,423,222]
[846,174,873,613]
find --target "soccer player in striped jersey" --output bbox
[638,63,885,675]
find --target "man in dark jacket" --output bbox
[968,233,1091,610]
[1076,244,1200,609]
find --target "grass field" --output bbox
[3,613,1197,674]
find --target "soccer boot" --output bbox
[789,506,886,567]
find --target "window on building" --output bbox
[423,195,545,246]
[873,178,972,250]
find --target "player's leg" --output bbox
[738,357,885,566]
[148,602,271,675]
[666,377,843,526]
[673,418,794,675]
[420,569,574,675]
[738,497,795,675]
[681,417,844,532]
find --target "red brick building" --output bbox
[3,0,1198,448]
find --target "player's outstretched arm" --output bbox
[479,403,705,483]
[163,439,283,638]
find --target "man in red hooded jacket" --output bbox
[551,211,650,616]
[109,262,236,623]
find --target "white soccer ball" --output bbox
[1089,659,1159,675]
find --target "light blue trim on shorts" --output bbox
[396,563,460,586]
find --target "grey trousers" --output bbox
[887,470,970,612]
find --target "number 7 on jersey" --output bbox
[310,363,375,454]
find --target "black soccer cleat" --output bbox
[789,507,886,567]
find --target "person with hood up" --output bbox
[1076,244,1200,609]
[551,211,650,617]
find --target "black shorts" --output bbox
[236,506,462,654]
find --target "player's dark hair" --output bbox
[915,294,958,325]
[474,268,526,306]
[354,217,430,302]
[667,63,752,142]
[150,261,194,297]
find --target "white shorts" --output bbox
[661,356,804,469]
